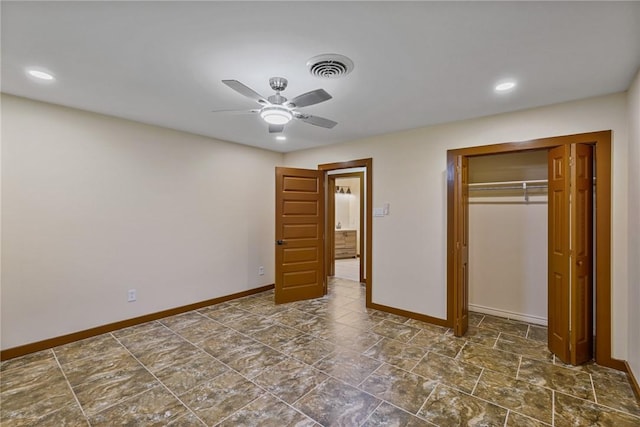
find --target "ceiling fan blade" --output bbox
[222,80,268,104]
[297,114,337,129]
[211,108,259,114]
[287,89,332,108]
[269,124,285,133]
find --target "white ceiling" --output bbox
[2,2,639,153]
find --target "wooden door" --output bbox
[453,155,469,336]
[548,144,593,364]
[275,167,325,304]
[548,145,571,362]
[570,144,593,364]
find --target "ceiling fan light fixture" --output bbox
[260,106,292,125]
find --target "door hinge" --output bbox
[569,156,574,167]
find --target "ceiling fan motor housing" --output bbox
[269,77,288,92]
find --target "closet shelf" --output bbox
[469,179,547,203]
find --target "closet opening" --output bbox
[467,150,550,327]
[447,131,622,370]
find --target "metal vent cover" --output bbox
[307,54,354,78]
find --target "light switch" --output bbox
[383,203,390,215]
[373,207,385,217]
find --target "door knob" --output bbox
[276,240,285,245]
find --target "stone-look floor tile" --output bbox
[592,372,640,417]
[472,369,553,425]
[88,385,188,426]
[412,352,482,393]
[198,328,257,359]
[1,357,62,393]
[54,334,124,365]
[554,391,640,427]
[171,316,230,344]
[294,378,381,427]
[517,357,595,401]
[478,315,530,337]
[271,308,314,329]
[505,411,551,426]
[179,371,263,426]
[361,402,434,427]
[133,339,202,373]
[288,315,336,335]
[318,324,383,352]
[527,325,548,342]
[363,338,427,371]
[335,311,384,330]
[251,323,304,348]
[244,301,291,317]
[198,305,251,324]
[252,358,327,404]
[404,319,449,335]
[116,326,180,355]
[0,350,54,373]
[313,349,382,386]
[72,363,158,416]
[418,384,507,427]
[34,403,89,427]
[410,333,465,358]
[495,333,553,362]
[160,311,208,331]
[1,368,76,424]
[458,342,521,377]
[154,352,228,396]
[456,325,501,347]
[225,313,276,335]
[217,394,316,427]
[372,319,422,343]
[360,364,438,414]
[61,349,139,387]
[167,412,206,426]
[276,334,337,365]
[221,340,288,379]
[468,312,485,327]
[111,321,165,339]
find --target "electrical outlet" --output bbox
[127,289,137,302]
[258,266,265,276]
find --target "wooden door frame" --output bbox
[328,172,365,282]
[319,159,373,306]
[447,130,623,370]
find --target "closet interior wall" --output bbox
[468,150,549,325]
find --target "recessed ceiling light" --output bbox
[275,136,286,141]
[27,68,55,81]
[495,80,516,92]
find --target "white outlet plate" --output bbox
[128,289,136,302]
[258,266,265,276]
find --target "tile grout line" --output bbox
[357,401,384,426]
[589,373,598,404]
[515,355,523,380]
[552,390,555,426]
[51,350,91,425]
[503,409,510,427]
[470,367,484,395]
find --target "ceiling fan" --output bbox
[214,77,337,133]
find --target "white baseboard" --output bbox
[469,304,548,326]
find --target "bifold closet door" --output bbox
[453,155,469,336]
[548,144,593,365]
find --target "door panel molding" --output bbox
[447,131,622,370]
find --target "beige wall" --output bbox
[628,68,640,381]
[1,94,283,350]
[284,92,630,359]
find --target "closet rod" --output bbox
[469,185,547,191]
[468,179,548,187]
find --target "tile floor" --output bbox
[1,277,639,426]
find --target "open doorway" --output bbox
[328,172,365,283]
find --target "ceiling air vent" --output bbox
[307,54,354,79]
